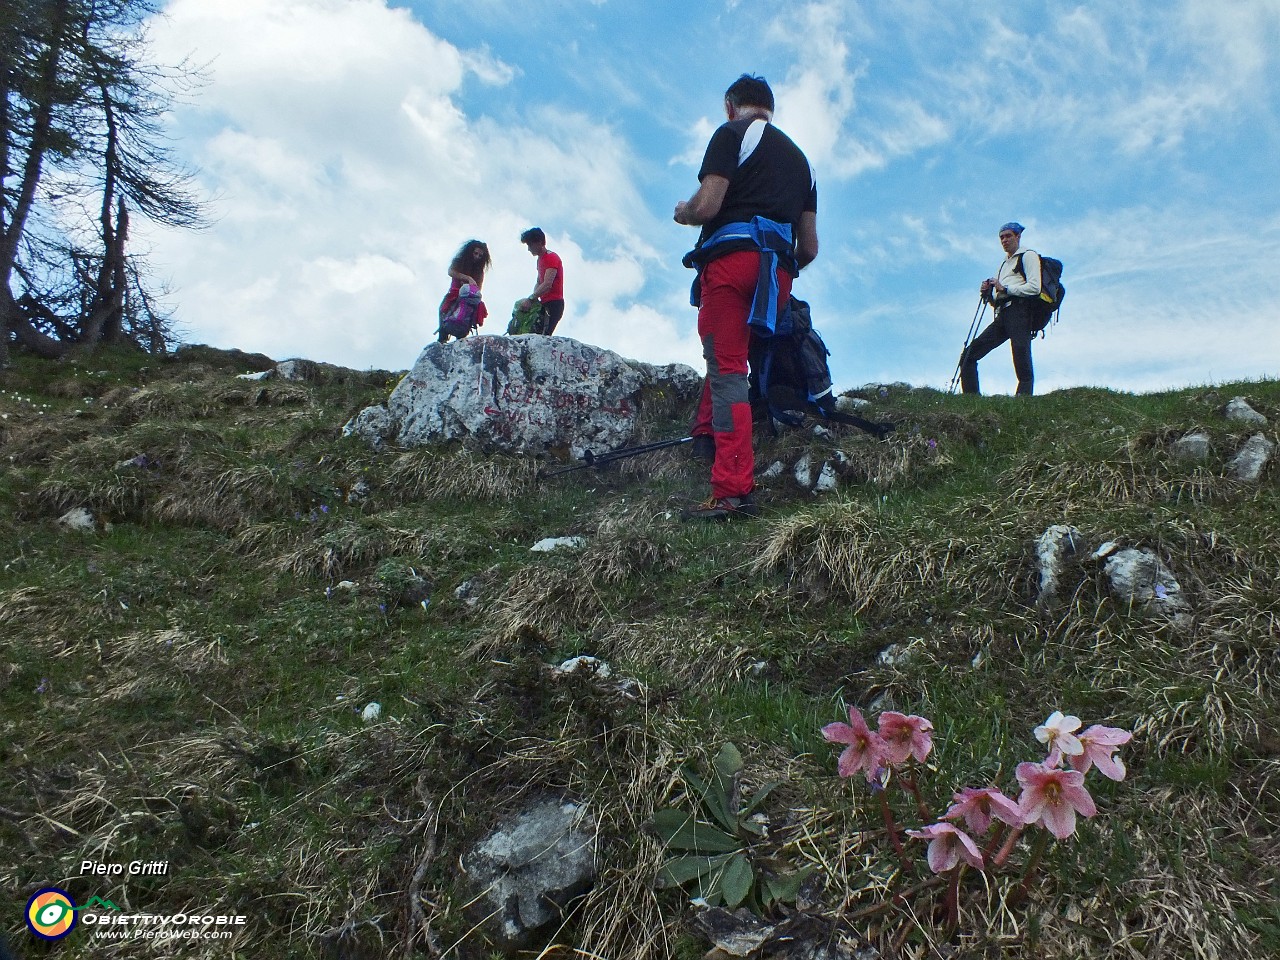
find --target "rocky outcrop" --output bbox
[344,336,700,458]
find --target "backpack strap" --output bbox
[756,329,806,429]
[1011,250,1039,280]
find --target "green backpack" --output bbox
[508,300,541,335]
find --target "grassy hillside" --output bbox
[1,346,1276,960]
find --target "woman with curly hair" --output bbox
[437,240,491,342]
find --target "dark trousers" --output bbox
[960,298,1035,395]
[535,300,565,335]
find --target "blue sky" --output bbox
[140,0,1280,394]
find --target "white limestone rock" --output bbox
[1103,547,1189,614]
[794,453,814,489]
[814,461,839,493]
[836,395,872,413]
[57,507,95,532]
[1170,431,1211,462]
[1036,525,1084,606]
[1224,397,1267,426]
[463,800,599,949]
[555,656,612,678]
[347,336,699,459]
[531,536,587,553]
[1228,433,1274,482]
[342,404,394,450]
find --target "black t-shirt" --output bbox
[697,118,817,246]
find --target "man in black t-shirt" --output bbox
[675,74,818,520]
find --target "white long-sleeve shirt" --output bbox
[996,246,1042,299]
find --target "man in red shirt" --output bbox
[518,227,565,335]
[674,74,819,520]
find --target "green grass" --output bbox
[1,350,1277,959]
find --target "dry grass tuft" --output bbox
[785,783,1274,960]
[33,471,150,519]
[616,441,701,484]
[113,383,215,423]
[578,519,680,586]
[1037,792,1264,960]
[753,500,970,613]
[0,586,48,628]
[0,419,98,465]
[234,517,445,579]
[385,447,538,504]
[1004,444,1239,507]
[833,437,924,489]
[476,516,681,657]
[105,628,229,677]
[599,619,778,690]
[44,377,105,400]
[212,383,311,408]
[570,723,690,960]
[0,586,86,641]
[478,565,604,656]
[151,462,300,530]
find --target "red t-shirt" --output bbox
[537,251,564,302]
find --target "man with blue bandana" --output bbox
[960,222,1042,396]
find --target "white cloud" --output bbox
[130,0,1280,399]
[143,0,685,372]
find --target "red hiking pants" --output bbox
[691,251,793,500]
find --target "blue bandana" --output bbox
[1000,221,1025,235]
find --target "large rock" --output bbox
[1224,397,1267,426]
[342,404,395,450]
[1170,431,1211,462]
[462,798,598,950]
[1102,547,1189,614]
[1229,433,1274,482]
[345,336,700,458]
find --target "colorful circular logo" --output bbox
[26,887,78,940]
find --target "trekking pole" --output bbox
[947,296,988,394]
[538,436,692,479]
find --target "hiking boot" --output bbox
[690,434,715,464]
[681,494,759,521]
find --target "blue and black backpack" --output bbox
[749,296,893,438]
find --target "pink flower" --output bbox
[1016,762,1097,840]
[876,711,934,765]
[822,707,888,779]
[943,787,1025,834]
[905,823,984,873]
[1034,711,1084,766]
[1070,725,1133,781]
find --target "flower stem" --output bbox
[1016,830,1052,900]
[982,822,1006,860]
[944,867,962,935]
[991,824,1024,868]
[879,792,910,870]
[902,770,932,823]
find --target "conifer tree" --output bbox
[1,0,202,365]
